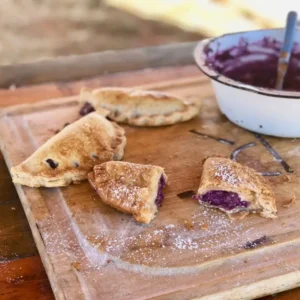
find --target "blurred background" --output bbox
[1,0,300,65]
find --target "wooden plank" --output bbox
[0,153,37,260]
[1,75,300,299]
[0,256,54,300]
[0,42,197,88]
[0,65,201,108]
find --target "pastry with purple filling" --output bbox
[79,87,201,126]
[195,157,277,219]
[88,161,167,224]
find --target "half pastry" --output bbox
[88,161,167,224]
[80,87,200,126]
[11,112,126,187]
[194,157,277,219]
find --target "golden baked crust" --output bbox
[196,157,277,219]
[11,113,126,187]
[80,87,201,126]
[88,161,167,224]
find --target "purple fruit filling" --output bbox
[197,190,249,211]
[155,176,166,207]
[205,37,300,91]
[80,102,95,116]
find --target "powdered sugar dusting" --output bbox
[288,146,300,157]
[213,161,243,187]
[106,182,141,208]
[80,207,270,268]
[174,236,198,250]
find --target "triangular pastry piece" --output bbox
[79,87,200,126]
[11,112,126,187]
[194,157,277,219]
[88,161,167,224]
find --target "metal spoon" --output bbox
[275,11,298,90]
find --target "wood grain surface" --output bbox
[1,66,300,299]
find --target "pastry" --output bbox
[79,87,200,126]
[88,161,167,223]
[11,112,126,187]
[194,157,277,219]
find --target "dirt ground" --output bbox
[0,0,204,65]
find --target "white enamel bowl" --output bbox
[194,28,300,138]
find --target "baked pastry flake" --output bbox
[11,112,126,187]
[195,157,277,219]
[80,87,200,126]
[88,161,167,224]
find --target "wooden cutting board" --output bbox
[1,71,300,300]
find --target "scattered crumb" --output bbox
[71,261,81,271]
[200,223,209,230]
[282,175,291,182]
[184,219,194,231]
[282,196,296,208]
[11,207,16,210]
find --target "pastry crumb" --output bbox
[282,175,291,182]
[184,219,194,230]
[71,261,81,271]
[282,196,296,208]
[200,223,209,230]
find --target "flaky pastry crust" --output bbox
[80,87,201,126]
[88,161,167,223]
[11,113,126,187]
[196,157,277,219]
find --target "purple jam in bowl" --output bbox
[197,190,249,211]
[155,176,166,207]
[205,37,300,91]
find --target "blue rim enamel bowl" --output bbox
[194,28,300,138]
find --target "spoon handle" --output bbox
[276,11,298,90]
[282,11,298,54]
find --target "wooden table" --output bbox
[0,43,300,300]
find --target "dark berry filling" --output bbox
[46,159,58,169]
[155,176,166,207]
[79,102,95,116]
[197,190,249,211]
